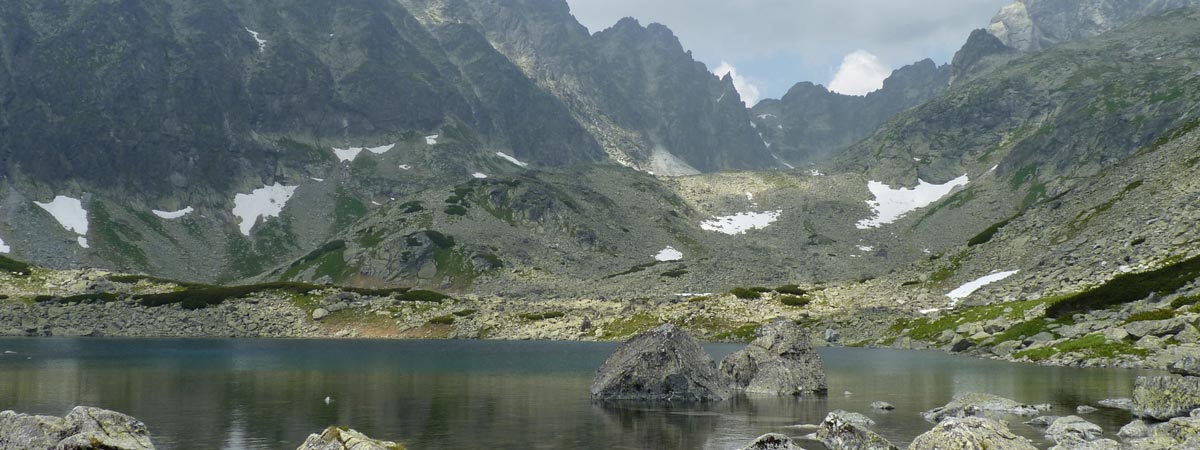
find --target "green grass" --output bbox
[1123,309,1177,324]
[729,288,762,300]
[1046,254,1200,318]
[968,218,1014,247]
[714,323,760,342]
[991,319,1054,344]
[34,293,120,304]
[892,298,1054,341]
[599,314,663,340]
[443,205,468,216]
[1014,333,1149,361]
[780,295,811,307]
[518,312,566,321]
[427,315,456,325]
[775,284,807,295]
[1172,294,1200,309]
[0,255,33,276]
[452,309,477,317]
[396,290,450,302]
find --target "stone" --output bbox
[1135,335,1165,351]
[1028,332,1055,343]
[815,410,898,450]
[1175,325,1200,345]
[870,401,895,411]
[921,393,1042,423]
[739,433,801,450]
[1098,398,1134,410]
[1045,415,1103,444]
[1117,420,1150,439]
[719,318,826,396]
[950,338,976,353]
[1048,438,1121,450]
[1076,405,1098,414]
[0,406,155,450]
[1102,327,1129,342]
[1132,375,1200,420]
[312,308,330,320]
[829,410,874,427]
[909,417,1037,450]
[824,328,841,343]
[1026,415,1060,427]
[1169,356,1200,377]
[296,427,402,450]
[591,323,728,402]
[1125,318,1186,339]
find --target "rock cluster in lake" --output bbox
[721,318,826,396]
[297,427,404,450]
[0,406,155,450]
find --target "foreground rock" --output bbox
[1132,375,1200,420]
[921,393,1043,423]
[296,427,403,450]
[591,323,728,401]
[0,406,155,450]
[908,417,1037,450]
[720,318,826,396]
[739,433,802,450]
[815,410,897,450]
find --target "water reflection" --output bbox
[0,339,1157,449]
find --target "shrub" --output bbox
[519,312,565,321]
[1046,254,1200,318]
[452,309,477,317]
[730,288,762,300]
[444,205,468,216]
[0,255,32,276]
[35,293,119,304]
[968,218,1013,247]
[660,269,688,278]
[397,290,451,302]
[428,315,456,325]
[749,287,772,293]
[780,295,810,307]
[775,284,807,295]
[1130,237,1147,246]
[1171,295,1200,309]
[1123,309,1177,324]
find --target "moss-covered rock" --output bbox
[909,417,1037,450]
[1133,375,1200,421]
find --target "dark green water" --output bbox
[0,339,1155,449]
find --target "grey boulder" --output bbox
[739,433,802,450]
[296,427,402,450]
[1044,415,1103,444]
[1168,356,1200,377]
[908,417,1037,450]
[921,393,1043,423]
[815,410,897,450]
[1132,375,1200,420]
[720,318,826,396]
[591,323,728,401]
[0,406,155,450]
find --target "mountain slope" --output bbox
[988,0,1200,51]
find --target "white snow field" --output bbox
[232,183,298,236]
[332,144,394,163]
[152,207,194,219]
[0,237,9,253]
[472,172,488,179]
[34,196,89,236]
[496,152,529,168]
[654,246,684,262]
[856,174,969,229]
[426,135,440,145]
[946,270,1020,306]
[700,210,782,235]
[244,28,267,52]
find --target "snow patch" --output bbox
[701,211,782,235]
[919,308,942,314]
[759,132,771,148]
[77,237,89,249]
[244,28,267,52]
[810,169,824,177]
[654,246,684,262]
[232,183,298,236]
[0,237,9,253]
[332,143,394,163]
[472,172,488,179]
[367,144,394,154]
[675,293,712,297]
[946,270,1020,306]
[496,152,529,168]
[857,245,874,252]
[425,135,439,145]
[398,164,412,171]
[152,207,194,220]
[757,114,776,120]
[34,196,89,236]
[310,177,324,182]
[772,154,796,170]
[856,174,969,229]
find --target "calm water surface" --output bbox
[0,339,1156,449]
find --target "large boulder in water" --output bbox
[921,392,1043,423]
[909,417,1037,450]
[1132,375,1200,420]
[739,433,802,450]
[815,410,898,450]
[591,323,728,401]
[0,406,155,450]
[719,318,826,396]
[296,427,404,450]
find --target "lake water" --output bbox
[0,339,1156,449]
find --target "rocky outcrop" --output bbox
[815,410,898,450]
[590,323,728,401]
[739,433,802,450]
[0,406,155,450]
[1132,375,1200,420]
[921,393,1043,423]
[719,318,826,396]
[986,0,1200,51]
[296,427,403,450]
[909,417,1037,450]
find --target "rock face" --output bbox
[719,319,826,396]
[909,417,1037,450]
[296,427,403,450]
[739,433,801,450]
[591,323,728,402]
[921,393,1042,423]
[1132,375,1200,420]
[0,406,155,450]
[986,0,1200,51]
[815,410,898,450]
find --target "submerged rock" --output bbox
[719,318,826,396]
[908,417,1037,450]
[591,323,728,401]
[739,433,802,450]
[1132,375,1200,420]
[815,410,898,450]
[921,393,1043,423]
[296,427,403,450]
[870,401,895,411]
[0,406,155,450]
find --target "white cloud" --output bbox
[828,50,892,96]
[712,62,762,106]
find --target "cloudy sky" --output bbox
[566,0,1009,104]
